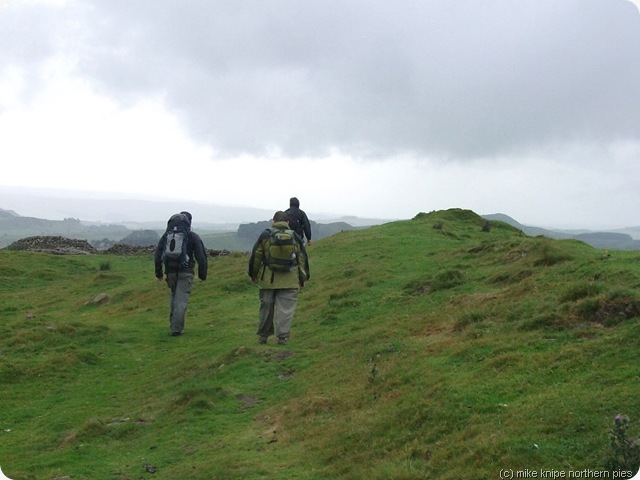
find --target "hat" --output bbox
[180,211,192,225]
[289,197,300,207]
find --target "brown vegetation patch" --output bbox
[592,297,640,326]
[451,293,500,305]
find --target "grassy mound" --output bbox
[1,209,639,479]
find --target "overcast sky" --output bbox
[1,0,639,229]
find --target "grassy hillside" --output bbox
[2,209,640,479]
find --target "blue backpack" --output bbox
[162,213,191,268]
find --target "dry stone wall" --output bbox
[5,236,98,255]
[4,235,234,257]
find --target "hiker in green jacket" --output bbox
[248,211,310,345]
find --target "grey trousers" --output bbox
[257,288,298,340]
[166,272,193,334]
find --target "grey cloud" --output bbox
[0,3,74,103]
[4,0,640,159]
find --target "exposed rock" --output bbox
[91,293,110,305]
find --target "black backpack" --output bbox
[162,214,191,268]
[286,208,304,238]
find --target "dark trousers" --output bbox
[166,272,193,334]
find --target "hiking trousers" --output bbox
[166,272,193,334]
[257,288,298,340]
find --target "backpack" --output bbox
[285,208,304,238]
[265,228,299,272]
[288,212,304,237]
[162,213,191,269]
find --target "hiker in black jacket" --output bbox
[284,197,312,245]
[154,211,208,336]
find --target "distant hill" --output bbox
[0,208,366,251]
[0,186,275,226]
[483,213,640,251]
[3,207,639,251]
[0,208,19,218]
[0,186,390,228]
[0,210,131,249]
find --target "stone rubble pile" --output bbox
[5,236,98,255]
[4,235,237,257]
[104,244,156,255]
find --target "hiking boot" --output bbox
[171,331,182,336]
[277,337,288,345]
[258,336,267,344]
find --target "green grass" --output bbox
[1,209,640,479]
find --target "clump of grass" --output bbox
[533,243,572,266]
[431,269,465,291]
[573,293,640,327]
[574,297,601,321]
[75,417,108,441]
[490,268,533,284]
[520,311,576,331]
[403,278,429,295]
[560,282,602,302]
[99,261,112,271]
[454,311,486,331]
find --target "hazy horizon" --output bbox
[2,185,639,233]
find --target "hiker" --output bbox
[248,211,310,345]
[284,197,312,245]
[154,211,208,336]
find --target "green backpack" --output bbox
[266,228,299,272]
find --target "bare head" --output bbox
[273,211,289,223]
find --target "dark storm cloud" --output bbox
[5,0,640,159]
